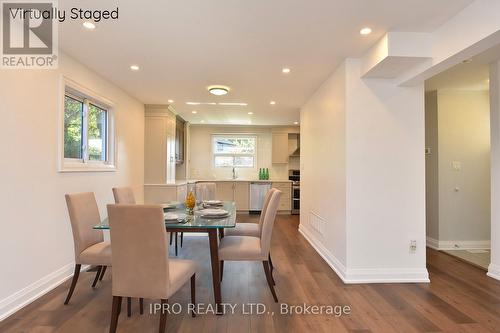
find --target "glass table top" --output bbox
[93,201,237,230]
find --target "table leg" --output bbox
[208,229,222,314]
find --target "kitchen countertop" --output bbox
[144,179,292,186]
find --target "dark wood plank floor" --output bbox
[1,214,500,332]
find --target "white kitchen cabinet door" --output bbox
[234,182,249,210]
[216,182,234,201]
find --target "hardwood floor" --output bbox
[1,214,500,332]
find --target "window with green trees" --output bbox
[63,94,108,162]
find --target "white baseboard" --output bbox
[426,237,491,250]
[0,263,88,322]
[487,263,500,281]
[298,223,347,281]
[299,224,429,284]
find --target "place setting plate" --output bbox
[196,208,230,219]
[202,200,224,208]
[164,212,187,223]
[161,201,180,210]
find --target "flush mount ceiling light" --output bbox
[130,65,140,71]
[360,27,372,35]
[191,110,197,114]
[83,21,96,30]
[270,101,276,105]
[208,85,230,96]
[167,99,174,103]
[282,68,291,74]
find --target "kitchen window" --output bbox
[59,77,116,172]
[212,135,256,168]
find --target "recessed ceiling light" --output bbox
[83,21,96,30]
[130,65,140,71]
[270,101,276,105]
[248,112,253,115]
[462,58,472,64]
[294,121,299,125]
[282,68,291,74]
[200,120,205,123]
[360,27,372,35]
[168,99,174,103]
[191,110,197,114]
[208,85,230,96]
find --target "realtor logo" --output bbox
[1,0,58,68]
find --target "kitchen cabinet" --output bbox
[272,133,289,164]
[144,184,187,204]
[175,116,185,164]
[234,182,249,210]
[272,182,292,211]
[145,107,176,184]
[216,182,235,201]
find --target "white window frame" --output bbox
[58,76,117,172]
[212,134,257,169]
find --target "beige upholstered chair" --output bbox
[225,188,276,238]
[218,190,282,302]
[64,192,111,305]
[195,182,216,202]
[112,187,136,204]
[112,187,143,317]
[107,204,198,333]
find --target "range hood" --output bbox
[290,134,300,157]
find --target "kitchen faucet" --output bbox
[232,167,237,179]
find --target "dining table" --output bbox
[93,201,237,314]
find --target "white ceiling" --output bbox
[59,0,473,125]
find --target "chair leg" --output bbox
[262,261,278,302]
[127,297,132,317]
[159,299,168,333]
[64,264,81,305]
[99,266,107,281]
[175,232,178,256]
[109,296,122,333]
[180,232,184,247]
[220,261,224,282]
[139,298,144,315]
[92,266,102,288]
[268,254,275,285]
[169,232,173,245]
[191,274,196,318]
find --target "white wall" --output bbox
[0,53,144,319]
[188,125,298,181]
[300,59,428,283]
[300,62,347,273]
[344,59,427,279]
[488,60,500,280]
[438,90,490,245]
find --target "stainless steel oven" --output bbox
[289,170,300,215]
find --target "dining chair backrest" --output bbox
[258,188,277,238]
[195,182,216,201]
[112,187,136,204]
[65,192,104,261]
[107,204,169,299]
[260,190,282,256]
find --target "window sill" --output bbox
[58,162,116,173]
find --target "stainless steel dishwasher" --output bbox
[249,182,272,213]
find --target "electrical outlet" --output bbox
[409,240,417,253]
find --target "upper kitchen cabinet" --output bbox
[175,116,185,164]
[145,105,176,184]
[272,132,289,164]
